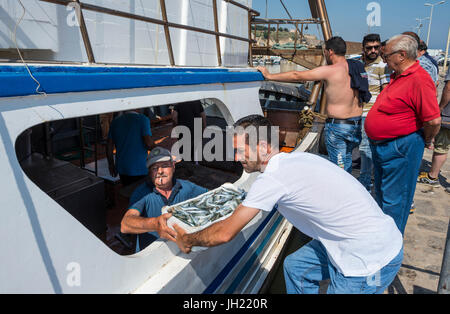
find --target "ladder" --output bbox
[78,116,99,177]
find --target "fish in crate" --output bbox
[163,183,247,238]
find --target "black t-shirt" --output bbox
[173,100,204,134]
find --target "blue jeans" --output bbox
[358,117,373,191]
[370,131,425,234]
[325,118,362,173]
[283,239,403,294]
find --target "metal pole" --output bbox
[426,4,434,46]
[438,219,450,293]
[307,0,332,114]
[249,11,253,67]
[212,0,222,66]
[425,1,446,46]
[315,0,332,40]
[443,25,450,76]
[74,0,95,63]
[160,0,175,66]
[294,23,298,48]
[276,23,279,43]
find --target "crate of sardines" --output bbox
[163,183,247,234]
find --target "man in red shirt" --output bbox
[365,34,441,234]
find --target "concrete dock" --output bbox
[396,67,450,294]
[389,149,449,294]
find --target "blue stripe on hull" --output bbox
[203,208,280,294]
[224,215,284,294]
[0,65,263,98]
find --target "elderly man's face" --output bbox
[150,161,175,189]
[382,42,404,71]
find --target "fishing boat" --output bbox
[0,0,329,293]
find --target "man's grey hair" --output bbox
[387,34,418,60]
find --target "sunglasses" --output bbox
[364,45,380,51]
[383,50,403,60]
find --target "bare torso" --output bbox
[323,61,362,119]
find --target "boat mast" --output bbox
[307,0,333,114]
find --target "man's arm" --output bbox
[172,108,178,126]
[173,205,260,254]
[200,111,207,130]
[121,208,177,241]
[106,138,117,177]
[143,134,156,151]
[257,65,331,83]
[439,80,450,111]
[423,117,442,149]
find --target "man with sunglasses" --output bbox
[120,147,208,252]
[358,34,391,191]
[365,34,441,234]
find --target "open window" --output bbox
[15,100,243,256]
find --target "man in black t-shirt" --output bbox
[171,100,206,162]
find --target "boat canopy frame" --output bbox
[22,0,261,67]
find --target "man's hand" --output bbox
[155,213,177,242]
[256,66,270,79]
[173,224,192,254]
[425,138,435,150]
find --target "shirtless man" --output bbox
[257,36,367,173]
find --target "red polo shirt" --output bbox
[365,61,440,141]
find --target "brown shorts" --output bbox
[434,127,450,154]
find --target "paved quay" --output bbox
[389,149,449,294]
[393,68,450,294]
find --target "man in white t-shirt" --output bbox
[173,115,403,294]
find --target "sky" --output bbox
[252,0,450,50]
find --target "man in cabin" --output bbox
[107,109,155,186]
[173,115,403,294]
[365,34,441,234]
[121,147,208,252]
[257,36,371,174]
[358,33,391,191]
[171,100,207,162]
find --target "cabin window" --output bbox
[15,100,242,256]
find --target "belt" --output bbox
[369,138,396,146]
[326,117,362,125]
[369,132,417,146]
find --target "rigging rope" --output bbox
[13,0,46,96]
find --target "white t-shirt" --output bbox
[242,152,403,277]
